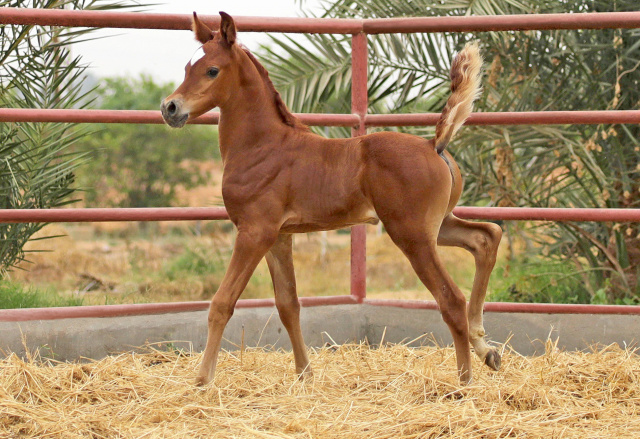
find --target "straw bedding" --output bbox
[1,341,639,438]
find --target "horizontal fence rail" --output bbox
[3,8,640,34]
[1,207,639,223]
[0,109,359,127]
[3,297,640,322]
[364,299,640,315]
[0,207,229,223]
[366,110,640,127]
[3,108,640,127]
[0,296,360,322]
[362,13,640,33]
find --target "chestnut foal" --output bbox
[161,12,502,386]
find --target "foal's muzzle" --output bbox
[161,99,189,128]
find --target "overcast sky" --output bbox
[73,0,322,84]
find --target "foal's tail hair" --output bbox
[434,42,483,154]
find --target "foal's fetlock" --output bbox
[459,369,473,387]
[469,327,501,371]
[469,326,486,340]
[195,366,216,387]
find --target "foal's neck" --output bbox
[217,54,291,163]
[217,49,311,164]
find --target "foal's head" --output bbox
[161,12,240,128]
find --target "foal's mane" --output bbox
[241,48,310,131]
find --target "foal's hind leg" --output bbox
[437,214,502,370]
[265,234,312,379]
[384,218,473,385]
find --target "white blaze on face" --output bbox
[190,46,205,65]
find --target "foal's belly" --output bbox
[279,208,379,233]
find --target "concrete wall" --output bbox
[0,304,638,361]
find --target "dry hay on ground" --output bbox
[0,342,639,438]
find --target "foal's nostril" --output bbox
[167,101,177,116]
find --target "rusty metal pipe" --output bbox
[3,8,640,34]
[350,33,369,303]
[4,108,640,126]
[0,207,638,223]
[0,295,359,322]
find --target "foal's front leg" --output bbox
[196,228,278,386]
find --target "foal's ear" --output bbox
[219,11,237,46]
[192,12,214,44]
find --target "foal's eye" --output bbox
[207,67,219,79]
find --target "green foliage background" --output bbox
[0,0,132,274]
[261,0,640,303]
[74,75,218,208]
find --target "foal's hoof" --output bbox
[484,349,501,371]
[297,368,314,381]
[194,375,211,387]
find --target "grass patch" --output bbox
[0,281,83,309]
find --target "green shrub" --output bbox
[489,256,622,304]
[164,246,227,280]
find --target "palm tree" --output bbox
[0,0,133,274]
[258,0,640,303]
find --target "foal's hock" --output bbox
[161,11,502,386]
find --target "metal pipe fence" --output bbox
[3,108,640,126]
[1,7,639,321]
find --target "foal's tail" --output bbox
[434,42,483,154]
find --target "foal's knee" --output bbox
[276,295,301,330]
[276,293,300,315]
[208,298,235,326]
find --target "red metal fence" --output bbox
[1,7,640,321]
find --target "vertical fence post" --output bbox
[350,32,368,303]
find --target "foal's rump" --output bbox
[360,42,482,225]
[361,132,457,225]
